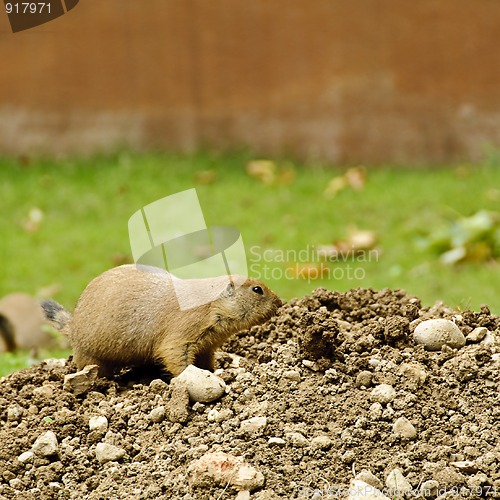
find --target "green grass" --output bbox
[1,151,499,376]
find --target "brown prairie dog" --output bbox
[42,264,282,378]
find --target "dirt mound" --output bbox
[0,287,499,499]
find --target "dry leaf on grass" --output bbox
[246,160,277,185]
[21,207,44,233]
[245,160,295,186]
[318,227,378,260]
[194,170,217,185]
[324,166,367,198]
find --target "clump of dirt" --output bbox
[0,287,499,499]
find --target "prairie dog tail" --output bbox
[41,300,71,333]
[0,314,17,352]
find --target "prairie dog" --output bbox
[0,293,54,353]
[42,265,281,377]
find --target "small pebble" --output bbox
[18,451,34,463]
[268,437,286,447]
[240,416,267,434]
[302,360,320,371]
[370,384,396,404]
[385,468,412,494]
[348,479,389,499]
[33,384,55,399]
[89,415,108,432]
[450,460,478,473]
[173,365,226,403]
[311,436,333,450]
[285,432,309,448]
[236,491,251,500]
[392,416,417,439]
[355,371,373,388]
[413,319,466,351]
[149,378,168,393]
[63,365,99,395]
[9,478,22,489]
[420,480,439,497]
[149,406,166,423]
[187,452,264,491]
[42,358,66,370]
[282,370,301,382]
[355,469,383,490]
[466,327,488,343]
[32,431,58,457]
[7,405,23,421]
[95,443,126,464]
[369,403,383,420]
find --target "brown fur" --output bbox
[0,293,54,353]
[44,264,282,377]
[0,315,16,352]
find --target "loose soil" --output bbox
[0,287,499,499]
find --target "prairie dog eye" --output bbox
[252,286,264,295]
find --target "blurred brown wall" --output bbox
[1,0,500,164]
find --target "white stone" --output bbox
[32,431,58,457]
[207,409,219,422]
[173,365,226,403]
[149,378,168,393]
[268,437,286,447]
[9,478,22,489]
[241,416,267,434]
[397,363,427,387]
[7,405,23,421]
[95,443,126,464]
[450,460,478,473]
[63,365,99,395]
[18,451,34,463]
[348,479,390,499]
[236,491,251,500]
[413,319,466,351]
[302,359,320,371]
[285,432,309,448]
[311,436,333,450]
[385,468,412,494]
[369,402,383,420]
[420,480,439,497]
[392,417,417,439]
[187,452,264,491]
[466,327,488,343]
[282,370,301,382]
[42,358,66,370]
[370,384,396,404]
[355,470,383,491]
[33,384,55,399]
[149,406,166,423]
[89,415,108,432]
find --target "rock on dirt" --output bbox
[187,451,264,491]
[95,443,127,464]
[63,364,99,395]
[413,318,466,350]
[0,286,499,499]
[173,364,226,403]
[31,431,58,457]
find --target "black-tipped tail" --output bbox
[0,314,16,351]
[41,300,71,331]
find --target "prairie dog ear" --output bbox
[224,281,235,297]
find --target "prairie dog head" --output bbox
[214,275,283,327]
